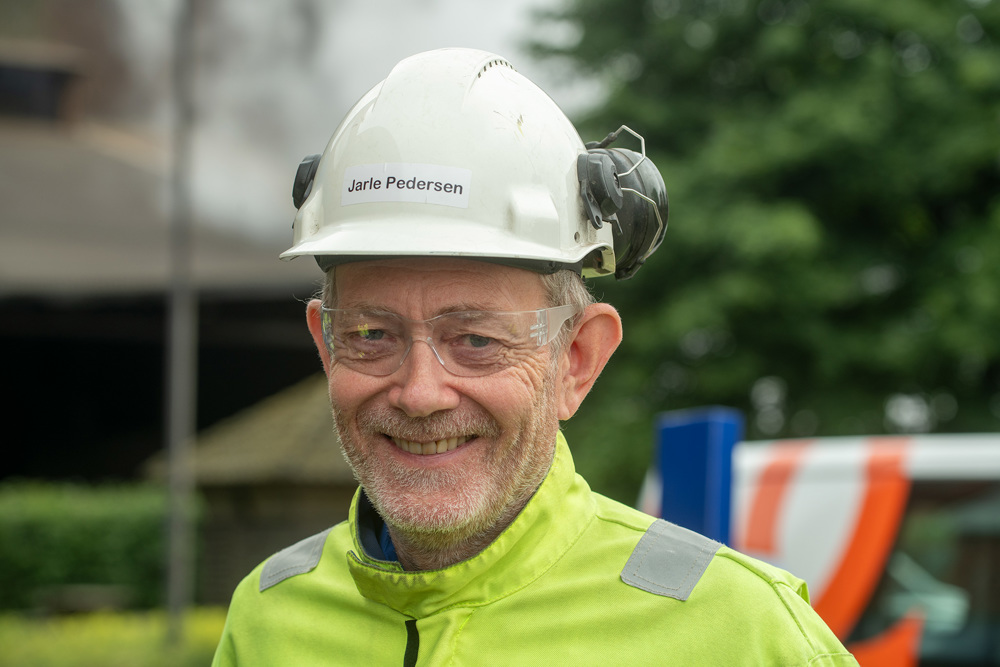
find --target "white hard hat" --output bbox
[282,48,667,279]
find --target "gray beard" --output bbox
[331,380,559,561]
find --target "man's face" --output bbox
[323,258,563,542]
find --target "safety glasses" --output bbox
[320,304,581,377]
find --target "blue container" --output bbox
[655,407,744,544]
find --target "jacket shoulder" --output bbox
[612,517,857,664]
[712,545,811,601]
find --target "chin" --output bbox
[367,471,507,537]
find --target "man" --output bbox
[213,48,856,665]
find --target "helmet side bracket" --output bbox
[578,125,669,280]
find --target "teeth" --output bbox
[391,435,469,455]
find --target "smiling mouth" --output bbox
[389,435,471,455]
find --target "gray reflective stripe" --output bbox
[620,519,721,601]
[260,528,332,592]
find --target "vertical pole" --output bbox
[166,0,197,646]
[656,407,744,543]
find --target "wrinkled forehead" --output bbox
[332,258,549,316]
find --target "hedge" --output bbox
[0,482,197,610]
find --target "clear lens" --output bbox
[321,305,579,377]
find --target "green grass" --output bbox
[0,607,226,667]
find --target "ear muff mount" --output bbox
[292,154,322,210]
[577,152,623,228]
[578,126,669,280]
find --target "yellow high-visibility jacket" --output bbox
[213,433,857,666]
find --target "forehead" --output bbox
[333,258,548,315]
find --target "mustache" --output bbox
[355,404,502,442]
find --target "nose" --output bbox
[387,338,461,418]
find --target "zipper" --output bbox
[403,618,419,667]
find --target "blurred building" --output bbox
[146,374,355,604]
[0,2,323,481]
[0,1,356,606]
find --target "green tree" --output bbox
[531,0,1000,502]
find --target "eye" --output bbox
[358,325,385,341]
[341,322,396,350]
[466,334,492,348]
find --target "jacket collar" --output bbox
[345,431,595,617]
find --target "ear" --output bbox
[306,299,333,375]
[556,303,623,420]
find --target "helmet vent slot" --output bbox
[477,58,516,77]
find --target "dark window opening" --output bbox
[849,480,1000,665]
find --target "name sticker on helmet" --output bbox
[342,163,472,208]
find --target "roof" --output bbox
[150,373,355,485]
[0,39,84,71]
[0,119,321,299]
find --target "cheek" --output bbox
[518,352,558,394]
[471,360,553,420]
[326,367,381,414]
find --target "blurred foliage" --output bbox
[0,607,226,667]
[0,482,191,610]
[531,0,1000,502]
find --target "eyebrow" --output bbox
[336,302,517,317]
[436,302,509,315]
